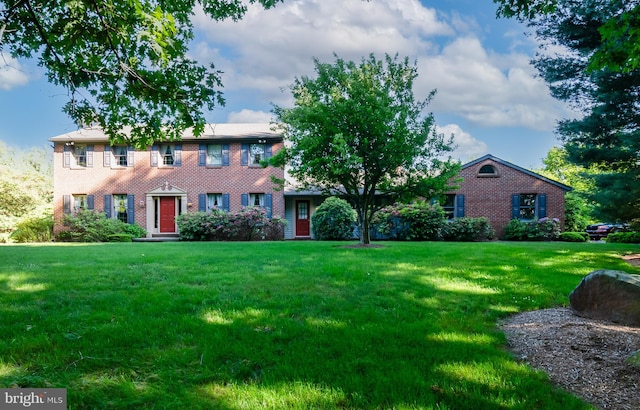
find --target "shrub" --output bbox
[504,218,560,241]
[558,232,588,242]
[373,202,444,241]
[442,217,495,242]
[311,197,357,240]
[57,209,147,242]
[607,232,640,243]
[176,208,285,241]
[107,234,133,242]
[10,215,54,243]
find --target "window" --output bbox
[518,194,536,220]
[74,146,87,167]
[113,194,128,223]
[160,144,174,166]
[73,194,88,215]
[249,144,265,166]
[113,146,128,167]
[206,144,223,166]
[208,193,223,210]
[441,194,456,220]
[478,164,498,176]
[250,193,265,207]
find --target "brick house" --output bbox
[50,124,570,240]
[441,154,572,238]
[50,123,285,238]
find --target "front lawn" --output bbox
[1,241,638,409]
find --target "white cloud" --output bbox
[437,124,488,162]
[191,0,567,133]
[226,109,274,123]
[0,55,29,90]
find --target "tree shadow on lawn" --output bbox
[0,242,617,409]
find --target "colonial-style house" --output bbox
[50,124,570,240]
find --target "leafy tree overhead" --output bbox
[505,0,640,223]
[0,0,282,147]
[271,54,461,244]
[494,0,640,72]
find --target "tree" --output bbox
[494,0,640,72]
[0,0,281,147]
[505,0,640,223]
[534,147,597,231]
[271,54,461,244]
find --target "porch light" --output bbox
[139,199,145,208]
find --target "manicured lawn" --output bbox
[1,241,639,409]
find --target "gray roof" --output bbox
[462,154,572,192]
[49,123,282,143]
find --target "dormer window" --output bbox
[478,164,498,177]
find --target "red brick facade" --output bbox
[448,155,571,238]
[51,124,285,238]
[51,125,569,240]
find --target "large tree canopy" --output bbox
[271,54,460,244]
[494,0,640,72]
[527,0,640,222]
[0,0,281,147]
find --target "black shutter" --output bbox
[127,195,135,224]
[104,195,112,218]
[538,194,547,219]
[456,194,465,218]
[511,194,520,219]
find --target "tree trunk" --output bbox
[360,211,371,245]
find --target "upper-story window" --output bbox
[242,143,272,166]
[249,144,265,166]
[151,144,181,167]
[74,146,87,167]
[113,146,128,167]
[161,144,174,166]
[63,144,93,168]
[478,164,498,176]
[207,144,223,166]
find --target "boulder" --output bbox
[569,270,640,326]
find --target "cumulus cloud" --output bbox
[437,124,488,162]
[0,55,29,90]
[191,0,567,133]
[227,109,274,123]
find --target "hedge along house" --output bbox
[50,123,285,239]
[442,154,572,239]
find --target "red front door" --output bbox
[159,197,176,233]
[295,200,310,237]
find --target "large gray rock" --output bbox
[569,270,640,326]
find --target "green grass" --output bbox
[1,241,639,409]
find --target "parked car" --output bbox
[585,223,629,240]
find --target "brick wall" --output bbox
[53,141,284,236]
[451,157,567,238]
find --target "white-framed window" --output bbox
[73,145,87,167]
[249,193,265,207]
[207,193,223,210]
[160,144,174,166]
[113,146,128,167]
[207,144,223,166]
[249,143,265,166]
[73,194,87,212]
[113,194,128,223]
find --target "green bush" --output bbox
[311,197,357,240]
[442,217,495,242]
[373,202,444,241]
[56,210,147,242]
[606,232,640,243]
[107,234,133,242]
[503,218,560,241]
[175,208,286,241]
[10,215,54,243]
[558,232,588,242]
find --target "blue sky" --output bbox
[0,0,572,168]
